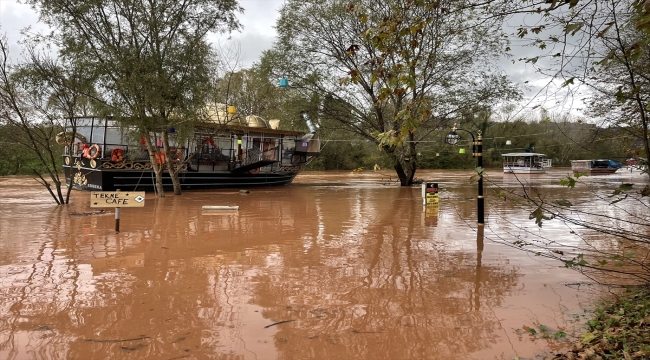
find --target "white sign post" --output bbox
[90,190,145,232]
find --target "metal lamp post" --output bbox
[445,123,484,225]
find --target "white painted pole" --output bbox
[421,183,426,205]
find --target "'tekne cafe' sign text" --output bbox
[90,191,145,208]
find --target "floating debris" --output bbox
[201,206,239,211]
[85,336,150,343]
[70,210,107,216]
[264,320,295,328]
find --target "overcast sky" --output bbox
[0,0,581,117]
[0,0,284,66]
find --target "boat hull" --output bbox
[64,158,301,191]
[59,116,320,191]
[570,160,621,175]
[503,166,547,174]
[501,153,550,174]
[571,168,619,175]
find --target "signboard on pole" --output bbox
[424,183,439,206]
[422,182,439,225]
[90,191,145,208]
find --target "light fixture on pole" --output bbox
[445,123,484,225]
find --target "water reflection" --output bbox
[483,168,650,285]
[0,172,602,359]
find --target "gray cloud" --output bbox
[0,1,49,59]
[210,0,283,67]
[0,0,587,116]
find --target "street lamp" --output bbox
[445,123,484,225]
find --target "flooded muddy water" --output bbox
[0,168,647,359]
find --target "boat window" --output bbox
[105,127,123,145]
[252,137,261,151]
[283,138,295,153]
[91,125,105,144]
[74,125,92,144]
[73,118,94,127]
[216,137,231,150]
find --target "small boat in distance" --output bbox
[571,159,622,175]
[502,153,551,174]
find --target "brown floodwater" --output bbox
[0,168,647,359]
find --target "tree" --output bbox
[490,173,650,286]
[27,0,242,196]
[512,0,650,172]
[269,0,520,186]
[0,35,93,204]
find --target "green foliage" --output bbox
[26,0,243,195]
[272,0,519,185]
[523,322,568,342]
[512,0,650,169]
[307,141,391,171]
[574,288,650,358]
[529,206,553,227]
[553,331,567,339]
[560,175,579,189]
[0,125,50,175]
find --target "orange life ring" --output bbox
[111,148,123,163]
[249,168,260,175]
[154,150,183,165]
[85,144,101,159]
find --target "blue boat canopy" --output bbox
[608,160,622,168]
[592,159,622,168]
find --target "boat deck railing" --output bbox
[65,141,301,173]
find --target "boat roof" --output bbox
[501,153,547,157]
[571,159,618,162]
[64,117,308,137]
[195,122,307,136]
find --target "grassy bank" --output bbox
[550,287,650,360]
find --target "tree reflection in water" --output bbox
[248,188,520,359]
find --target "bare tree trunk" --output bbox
[386,144,417,186]
[161,131,182,195]
[144,135,165,197]
[64,148,74,204]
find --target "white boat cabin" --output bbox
[502,153,551,174]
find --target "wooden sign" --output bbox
[90,191,145,208]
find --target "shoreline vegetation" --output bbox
[548,287,650,360]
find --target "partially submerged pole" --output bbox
[115,207,120,232]
[475,131,484,225]
[115,188,121,233]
